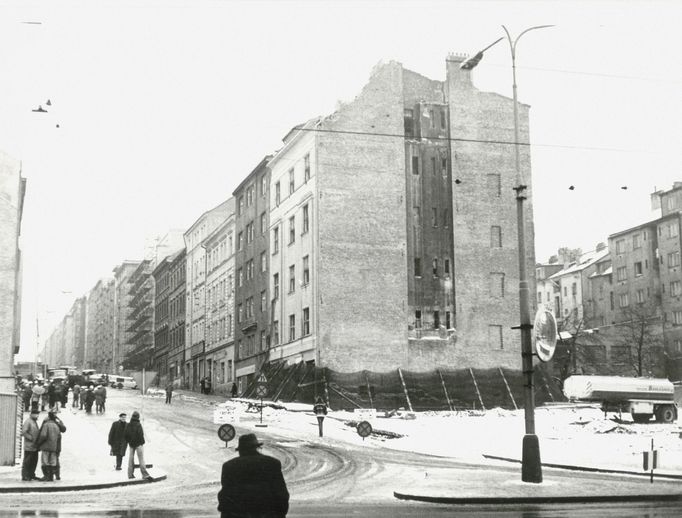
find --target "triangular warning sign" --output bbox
[257,374,268,384]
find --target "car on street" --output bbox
[110,376,138,390]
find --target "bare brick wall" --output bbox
[317,62,409,372]
[446,55,536,370]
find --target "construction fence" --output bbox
[242,362,564,412]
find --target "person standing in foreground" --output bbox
[37,410,66,482]
[21,410,41,481]
[124,411,152,480]
[108,413,128,470]
[217,433,289,518]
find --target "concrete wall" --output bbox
[445,54,536,370]
[316,62,409,372]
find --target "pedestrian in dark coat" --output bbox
[217,433,289,518]
[84,386,95,414]
[22,384,32,411]
[230,383,238,398]
[124,411,151,480]
[37,411,65,482]
[21,410,41,481]
[200,377,206,395]
[165,382,173,404]
[205,377,212,394]
[108,413,128,470]
[47,382,56,409]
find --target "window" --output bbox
[636,289,645,303]
[563,286,567,297]
[489,324,503,349]
[302,307,310,336]
[610,291,614,310]
[432,207,438,227]
[303,255,310,285]
[275,181,280,205]
[272,321,279,345]
[616,266,627,281]
[304,154,310,182]
[633,234,641,249]
[669,251,680,268]
[236,304,242,324]
[634,261,643,276]
[289,265,295,293]
[412,156,419,175]
[260,212,267,234]
[616,239,625,254]
[404,109,414,137]
[273,226,279,253]
[619,293,629,308]
[446,311,451,329]
[668,197,677,210]
[431,156,436,175]
[261,251,267,273]
[674,311,682,325]
[246,186,253,206]
[273,273,279,299]
[433,310,440,329]
[238,195,244,215]
[571,282,577,296]
[260,331,266,351]
[289,168,295,194]
[487,174,501,197]
[444,258,450,275]
[415,309,422,328]
[237,268,243,288]
[246,221,254,243]
[289,314,296,341]
[440,109,446,129]
[261,175,267,197]
[490,273,505,298]
[672,281,682,297]
[441,157,447,175]
[442,209,449,228]
[537,292,542,304]
[245,297,253,319]
[490,226,502,248]
[669,222,679,238]
[429,109,435,128]
[246,259,254,280]
[302,204,309,233]
[237,232,243,251]
[414,258,421,276]
[261,290,267,312]
[289,216,295,244]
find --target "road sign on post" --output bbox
[313,398,327,437]
[255,380,268,428]
[357,420,372,441]
[217,423,236,448]
[643,438,658,483]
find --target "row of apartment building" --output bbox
[41,54,538,393]
[536,184,682,378]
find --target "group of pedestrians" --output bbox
[71,382,107,414]
[107,411,153,480]
[21,409,66,482]
[20,379,108,415]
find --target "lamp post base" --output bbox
[521,434,543,483]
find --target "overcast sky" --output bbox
[3,0,681,362]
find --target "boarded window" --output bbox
[491,226,502,248]
[490,273,505,297]
[489,325,503,349]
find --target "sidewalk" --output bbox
[393,465,682,504]
[0,403,166,493]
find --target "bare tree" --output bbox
[553,308,603,388]
[615,301,663,377]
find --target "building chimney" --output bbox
[446,53,474,89]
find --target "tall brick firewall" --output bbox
[316,62,409,372]
[445,55,536,370]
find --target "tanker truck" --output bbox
[563,375,677,423]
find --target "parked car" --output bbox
[111,376,138,390]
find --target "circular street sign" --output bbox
[218,423,236,443]
[255,384,268,397]
[357,420,372,438]
[534,308,558,362]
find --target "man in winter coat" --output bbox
[84,386,95,414]
[21,410,41,481]
[165,382,173,404]
[124,411,152,480]
[37,411,66,482]
[72,384,81,408]
[94,384,107,414]
[31,381,45,412]
[108,413,128,470]
[47,382,57,409]
[22,383,32,411]
[217,433,289,518]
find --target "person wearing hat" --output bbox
[37,410,66,482]
[21,410,41,481]
[108,413,128,470]
[217,433,289,518]
[124,411,152,480]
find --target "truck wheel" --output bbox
[632,413,652,424]
[656,406,676,423]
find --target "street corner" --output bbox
[0,469,167,494]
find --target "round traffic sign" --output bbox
[218,423,236,443]
[357,420,372,438]
[255,384,268,397]
[534,308,558,362]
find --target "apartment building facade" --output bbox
[152,254,174,384]
[202,214,236,393]
[184,199,233,390]
[112,261,140,371]
[536,263,563,318]
[167,249,186,384]
[125,260,155,370]
[84,278,115,372]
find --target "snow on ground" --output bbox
[146,389,682,475]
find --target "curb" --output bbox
[393,491,682,504]
[482,454,682,481]
[0,474,167,494]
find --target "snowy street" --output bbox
[2,388,682,516]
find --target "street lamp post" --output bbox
[461,24,553,484]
